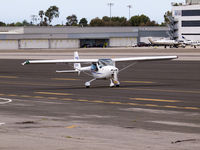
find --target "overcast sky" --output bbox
[0,0,184,24]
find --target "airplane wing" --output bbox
[22,59,98,65]
[112,56,178,62]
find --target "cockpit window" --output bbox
[98,59,114,67]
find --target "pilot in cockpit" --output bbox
[91,63,98,71]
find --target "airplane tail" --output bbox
[74,51,81,75]
[148,37,154,44]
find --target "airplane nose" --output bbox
[111,68,118,72]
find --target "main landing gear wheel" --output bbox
[116,84,120,87]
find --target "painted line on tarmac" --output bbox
[0,81,66,87]
[1,93,199,111]
[0,98,12,104]
[66,125,77,129]
[35,92,73,96]
[0,76,18,79]
[130,98,181,103]
[52,78,80,81]
[117,88,200,94]
[0,123,5,126]
[122,81,155,84]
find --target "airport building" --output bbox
[0,26,168,49]
[169,0,200,40]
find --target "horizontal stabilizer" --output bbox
[56,70,79,73]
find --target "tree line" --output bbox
[0,5,169,27]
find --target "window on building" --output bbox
[182,10,200,16]
[182,21,200,27]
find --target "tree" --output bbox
[90,17,104,26]
[66,14,78,26]
[15,22,23,26]
[129,14,150,26]
[79,18,88,26]
[45,5,59,25]
[111,17,128,26]
[0,21,6,26]
[39,10,44,26]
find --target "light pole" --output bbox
[127,5,132,20]
[108,3,114,19]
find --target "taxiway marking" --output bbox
[0,123,5,126]
[0,81,66,87]
[118,88,200,94]
[0,93,199,111]
[0,76,18,79]
[66,125,77,129]
[0,98,12,104]
[130,98,181,103]
[122,81,155,84]
[52,78,80,81]
[35,92,73,96]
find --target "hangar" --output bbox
[0,26,168,49]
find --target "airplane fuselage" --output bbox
[91,65,119,79]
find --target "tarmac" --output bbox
[0,47,200,150]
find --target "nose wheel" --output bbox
[85,78,96,88]
[110,79,120,88]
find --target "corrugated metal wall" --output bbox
[110,37,137,47]
[20,40,49,49]
[50,39,79,49]
[0,40,19,49]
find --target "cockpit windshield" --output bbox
[98,59,114,67]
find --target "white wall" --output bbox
[0,40,18,49]
[110,37,137,47]
[50,39,79,49]
[20,40,49,49]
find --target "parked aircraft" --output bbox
[148,38,184,48]
[180,36,200,48]
[22,52,178,88]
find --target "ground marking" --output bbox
[0,76,18,79]
[130,98,181,103]
[0,123,5,126]
[0,98,12,104]
[52,78,80,81]
[66,125,77,129]
[122,81,155,84]
[1,93,199,111]
[118,88,200,94]
[35,92,73,96]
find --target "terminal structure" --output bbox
[0,26,168,49]
[169,0,200,40]
[0,0,200,49]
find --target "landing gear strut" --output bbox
[85,78,96,88]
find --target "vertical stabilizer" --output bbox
[74,52,81,73]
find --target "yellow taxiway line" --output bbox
[130,98,181,103]
[0,76,18,79]
[122,81,155,84]
[51,78,80,81]
[1,93,199,111]
[35,92,73,96]
[117,88,200,94]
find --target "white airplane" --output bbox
[148,38,184,48]
[22,52,178,88]
[180,36,200,48]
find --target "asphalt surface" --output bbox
[0,55,200,149]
